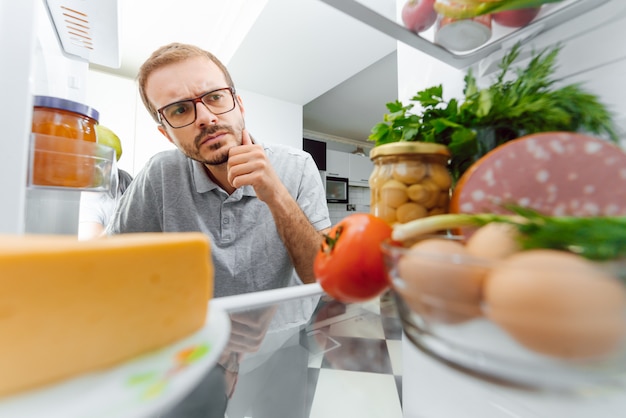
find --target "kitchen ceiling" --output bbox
[94,0,398,145]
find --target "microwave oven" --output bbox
[326,176,349,204]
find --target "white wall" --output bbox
[396,42,466,105]
[238,88,302,149]
[86,70,303,177]
[327,186,370,226]
[86,70,164,177]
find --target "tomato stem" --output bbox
[322,225,343,253]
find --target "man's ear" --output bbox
[236,94,245,118]
[157,125,175,144]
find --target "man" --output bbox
[108,43,330,297]
[78,168,133,240]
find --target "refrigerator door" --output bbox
[0,0,37,234]
[2,0,121,235]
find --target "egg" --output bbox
[396,238,489,324]
[465,222,521,260]
[485,249,626,359]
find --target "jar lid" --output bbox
[369,142,450,160]
[33,95,100,122]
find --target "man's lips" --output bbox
[198,131,227,147]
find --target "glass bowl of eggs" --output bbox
[382,213,626,392]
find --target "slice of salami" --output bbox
[450,132,626,217]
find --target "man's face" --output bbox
[146,56,245,166]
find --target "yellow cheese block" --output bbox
[0,232,213,397]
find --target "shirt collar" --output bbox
[190,159,256,197]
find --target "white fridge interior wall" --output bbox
[0,0,37,234]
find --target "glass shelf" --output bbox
[318,0,608,69]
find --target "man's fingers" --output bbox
[241,128,252,145]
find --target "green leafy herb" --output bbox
[369,43,619,184]
[392,206,626,261]
[434,0,565,20]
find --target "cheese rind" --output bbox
[0,232,213,397]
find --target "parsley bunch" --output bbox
[369,43,619,183]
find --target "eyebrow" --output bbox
[166,87,228,104]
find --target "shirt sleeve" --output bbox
[297,153,331,231]
[106,162,164,234]
[78,192,112,224]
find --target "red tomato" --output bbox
[402,0,438,33]
[314,214,392,303]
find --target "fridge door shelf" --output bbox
[28,134,116,193]
[318,0,610,69]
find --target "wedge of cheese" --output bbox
[0,232,213,397]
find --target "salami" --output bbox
[450,132,626,217]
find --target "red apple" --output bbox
[493,7,541,28]
[402,0,438,33]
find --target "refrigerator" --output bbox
[0,0,120,235]
[318,0,626,416]
[2,0,626,416]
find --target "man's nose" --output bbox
[195,101,218,126]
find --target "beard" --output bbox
[180,124,239,166]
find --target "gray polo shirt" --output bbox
[107,143,330,298]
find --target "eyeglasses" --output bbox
[157,87,236,128]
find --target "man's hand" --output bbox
[227,306,277,353]
[227,129,286,203]
[227,129,323,284]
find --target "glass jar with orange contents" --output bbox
[31,96,100,188]
[369,142,452,226]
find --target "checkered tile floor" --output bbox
[302,294,404,418]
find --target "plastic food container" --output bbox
[31,96,100,188]
[435,14,492,51]
[369,142,451,226]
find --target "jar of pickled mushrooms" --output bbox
[369,142,452,226]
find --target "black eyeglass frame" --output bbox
[157,86,237,129]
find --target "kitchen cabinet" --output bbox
[327,150,374,186]
[303,138,327,170]
[348,153,374,187]
[326,149,350,178]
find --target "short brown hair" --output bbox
[137,42,235,123]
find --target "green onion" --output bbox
[393,207,626,261]
[434,0,565,20]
